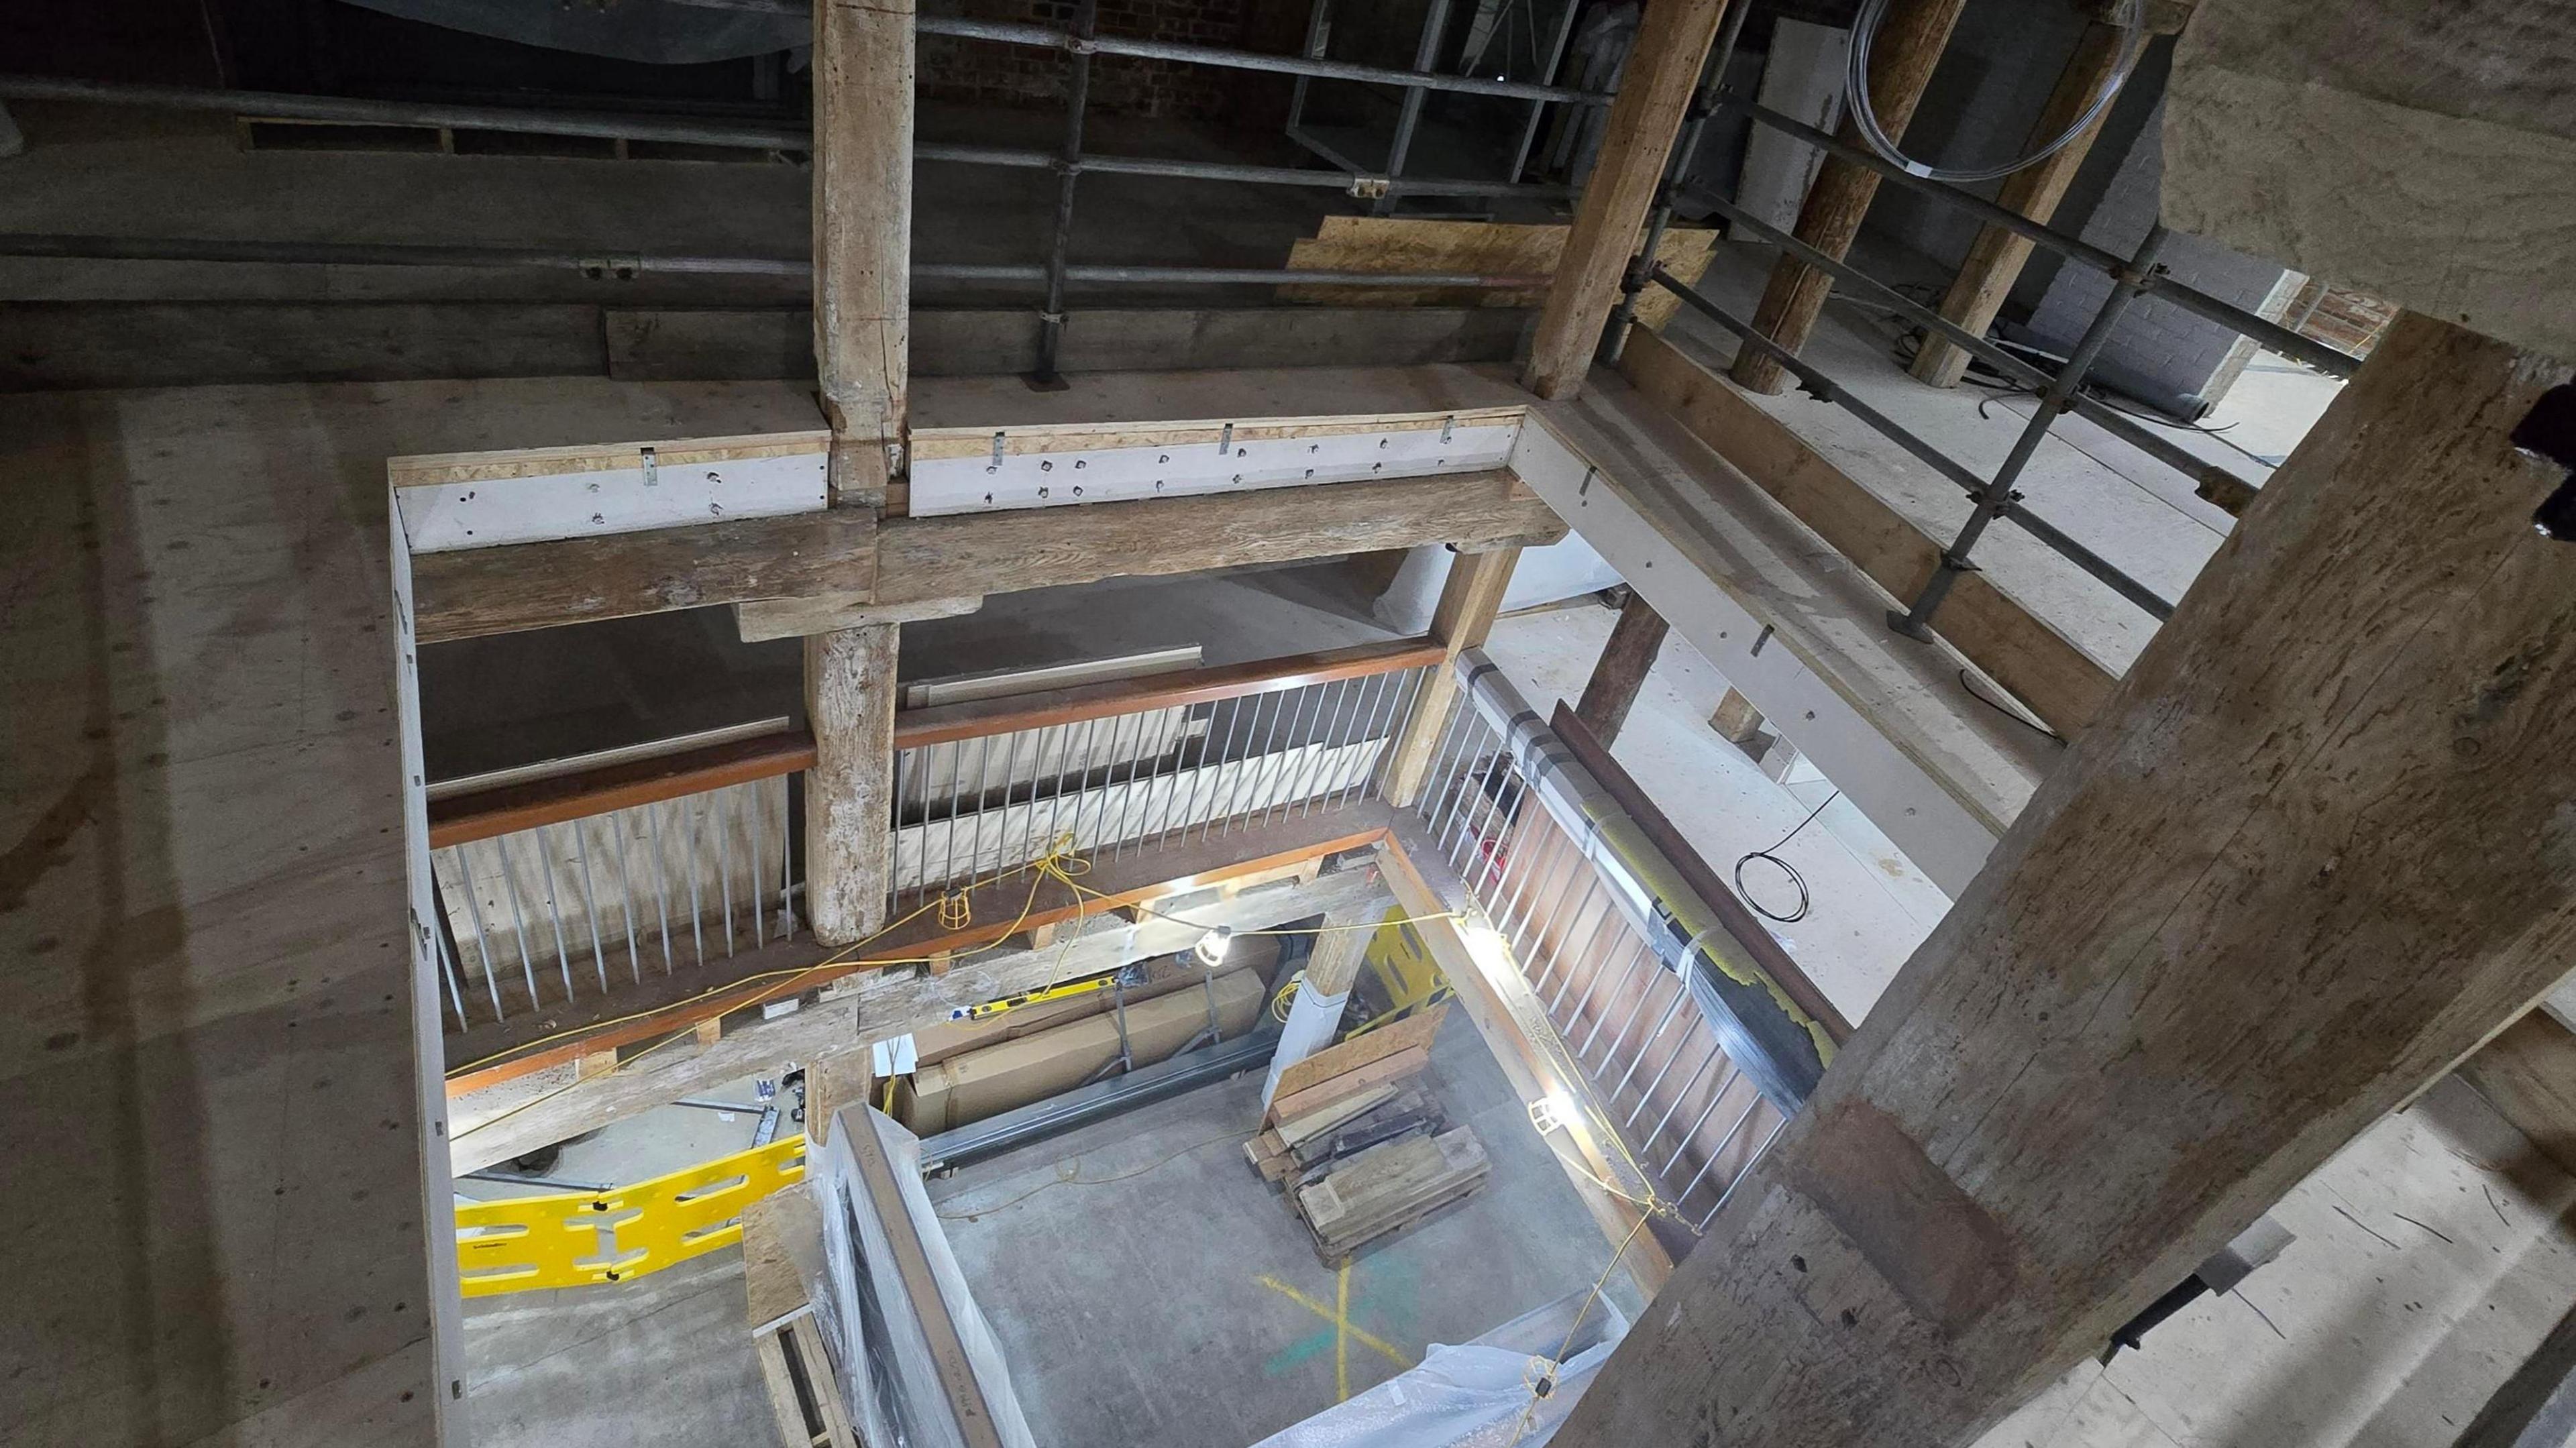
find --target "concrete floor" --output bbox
[928,1008,1636,1448]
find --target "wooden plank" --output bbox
[427,730,814,848]
[741,1188,822,1329]
[871,469,1565,606]
[1908,21,2131,388]
[805,624,899,945]
[1282,218,1715,328]
[1729,0,1970,394]
[1269,1005,1450,1115]
[811,0,913,506]
[2457,1011,2576,1179]
[1384,546,1523,805]
[1521,0,1735,400]
[1551,312,2576,1446]
[1620,325,2114,738]
[912,404,1527,461]
[1268,1046,1431,1125]
[409,506,877,644]
[1572,590,1670,744]
[1275,1085,1401,1150]
[1710,687,1765,748]
[388,431,830,488]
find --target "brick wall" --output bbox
[920,0,1256,121]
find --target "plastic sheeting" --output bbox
[807,1106,1039,1448]
[341,0,806,65]
[1251,1297,1628,1448]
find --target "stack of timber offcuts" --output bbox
[1240,1007,1489,1266]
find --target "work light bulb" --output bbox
[1193,926,1234,969]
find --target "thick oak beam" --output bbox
[1383,545,1523,805]
[805,624,898,945]
[1573,590,1671,744]
[1907,20,2132,388]
[812,0,912,508]
[1731,0,1969,394]
[872,470,1564,606]
[1521,0,1734,401]
[1560,313,2576,1445]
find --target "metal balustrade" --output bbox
[888,643,1438,913]
[430,775,796,1029]
[1402,654,1841,1229]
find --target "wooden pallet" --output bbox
[742,1190,859,1448]
[1291,1125,1490,1267]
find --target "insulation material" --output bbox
[809,1108,1039,1448]
[896,966,1267,1133]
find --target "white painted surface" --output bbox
[907,421,1517,516]
[1372,531,1625,634]
[1737,21,1851,236]
[1481,605,1947,1024]
[1509,411,2004,897]
[394,446,827,552]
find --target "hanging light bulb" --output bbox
[1193,926,1234,970]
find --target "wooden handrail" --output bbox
[890,636,1446,750]
[427,730,817,848]
[428,637,1440,848]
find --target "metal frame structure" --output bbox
[1279,0,1584,216]
[1603,58,2365,640]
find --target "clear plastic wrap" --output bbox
[1250,1294,1628,1448]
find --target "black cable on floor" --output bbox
[1735,789,1839,924]
[1957,667,2064,744]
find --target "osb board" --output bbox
[1283,217,1718,327]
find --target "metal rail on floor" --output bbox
[916,1027,1282,1175]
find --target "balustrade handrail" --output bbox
[892,637,1445,750]
[428,730,818,849]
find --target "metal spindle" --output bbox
[746,783,766,950]
[645,800,675,974]
[1699,1119,1788,1232]
[1574,943,1654,1062]
[1618,1004,1701,1124]
[488,835,546,1007]
[1642,1055,1733,1158]
[529,830,578,1001]
[451,846,506,1021]
[1662,1078,1749,1182]
[716,787,737,958]
[1673,1095,1768,1210]
[566,822,609,992]
[681,798,706,970]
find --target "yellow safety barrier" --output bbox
[456,1134,808,1297]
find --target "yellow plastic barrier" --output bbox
[456,1133,807,1297]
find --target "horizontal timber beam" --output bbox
[869,468,1566,606]
[427,729,814,848]
[892,638,1444,748]
[447,860,1393,1172]
[411,468,1563,643]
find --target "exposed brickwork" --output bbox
[921,0,1256,121]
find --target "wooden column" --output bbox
[1521,0,1734,401]
[804,624,898,946]
[803,1048,875,1148]
[1385,547,1521,806]
[1730,0,1969,394]
[1302,905,1377,999]
[1556,313,2576,1445]
[1909,9,2182,388]
[1573,591,1671,744]
[813,0,914,508]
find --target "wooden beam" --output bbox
[1554,313,2576,1446]
[1384,546,1523,805]
[1573,590,1671,744]
[737,592,981,645]
[812,0,913,509]
[872,470,1564,607]
[1907,21,2131,388]
[1709,687,1766,748]
[1622,325,2111,737]
[1730,0,1970,394]
[806,624,898,946]
[410,507,875,644]
[1521,0,1735,400]
[447,860,1393,1172]
[427,729,814,848]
